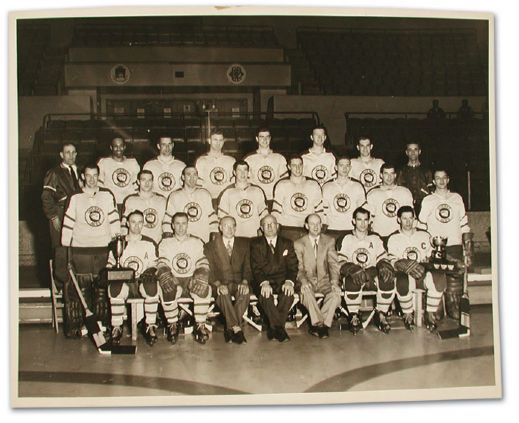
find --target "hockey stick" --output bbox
[458,255,471,337]
[67,264,108,350]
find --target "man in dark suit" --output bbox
[204,216,251,344]
[41,142,82,287]
[250,214,298,342]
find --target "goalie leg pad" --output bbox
[395,272,410,296]
[94,285,110,327]
[343,276,363,292]
[140,278,158,298]
[159,283,180,303]
[63,278,83,337]
[108,281,128,299]
[445,275,463,319]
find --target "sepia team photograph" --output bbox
[7,2,503,410]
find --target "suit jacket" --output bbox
[294,234,340,291]
[204,234,252,287]
[250,235,298,291]
[41,163,81,220]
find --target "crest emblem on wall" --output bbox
[227,64,246,85]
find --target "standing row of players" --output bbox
[41,124,471,344]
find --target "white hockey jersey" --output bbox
[217,183,268,238]
[62,188,121,247]
[337,231,387,268]
[163,187,218,243]
[322,178,366,230]
[157,235,209,278]
[107,235,158,277]
[195,154,236,199]
[122,193,167,244]
[97,156,140,204]
[387,229,432,263]
[272,177,323,227]
[418,191,470,246]
[244,149,288,200]
[366,185,414,237]
[302,149,337,185]
[350,157,385,190]
[143,156,186,195]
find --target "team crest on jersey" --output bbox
[334,193,351,212]
[173,253,192,274]
[123,256,143,275]
[210,167,227,185]
[436,204,453,223]
[360,169,377,188]
[404,247,421,262]
[236,199,253,218]
[312,165,328,182]
[112,168,131,187]
[85,206,105,227]
[185,202,202,222]
[290,193,308,212]
[382,198,399,217]
[158,172,175,191]
[143,208,158,228]
[353,248,370,267]
[258,166,274,184]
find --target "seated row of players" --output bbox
[41,125,471,345]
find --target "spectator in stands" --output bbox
[322,155,366,238]
[396,142,433,214]
[272,154,323,241]
[349,136,385,191]
[457,99,474,120]
[217,160,268,238]
[122,169,167,245]
[302,124,336,185]
[196,127,236,209]
[244,127,288,210]
[98,137,140,215]
[143,135,186,196]
[41,142,82,288]
[427,99,446,120]
[250,214,298,343]
[163,166,217,243]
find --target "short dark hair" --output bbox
[433,168,449,177]
[233,160,249,172]
[127,209,144,220]
[156,135,173,143]
[397,205,415,219]
[182,165,197,176]
[311,124,327,135]
[210,127,224,137]
[111,137,126,146]
[172,212,189,222]
[83,163,99,174]
[405,141,421,149]
[380,162,396,173]
[137,169,154,180]
[61,142,77,152]
[256,127,271,137]
[353,206,371,220]
[357,136,372,144]
[304,213,322,225]
[288,154,303,164]
[336,155,352,163]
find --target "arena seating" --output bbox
[296,28,487,96]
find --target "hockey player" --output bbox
[244,127,288,209]
[365,163,414,240]
[302,125,336,185]
[387,206,447,331]
[105,210,159,344]
[350,136,385,191]
[217,160,268,238]
[143,135,186,196]
[98,137,140,213]
[195,128,236,206]
[396,142,433,214]
[121,170,166,245]
[156,212,212,344]
[41,142,82,287]
[322,156,366,237]
[272,155,323,241]
[163,166,217,243]
[337,207,396,335]
[61,163,121,337]
[419,169,472,319]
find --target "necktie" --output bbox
[313,239,318,258]
[269,240,276,255]
[69,166,80,190]
[226,241,233,257]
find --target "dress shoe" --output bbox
[232,330,247,344]
[318,326,329,339]
[223,329,233,344]
[308,325,320,337]
[275,326,290,343]
[267,327,276,340]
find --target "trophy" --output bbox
[105,235,135,291]
[115,234,126,269]
[430,236,455,271]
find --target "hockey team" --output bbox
[42,124,473,347]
